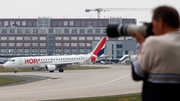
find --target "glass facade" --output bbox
[1,42,7,46]
[117,44,122,48]
[87,21,91,26]
[32,42,38,46]
[24,35,30,40]
[40,48,46,54]
[63,48,69,54]
[79,48,85,54]
[71,48,77,54]
[9,35,15,40]
[81,21,86,26]
[94,35,101,40]
[22,21,26,26]
[55,48,62,54]
[71,35,77,40]
[40,35,46,40]
[24,42,30,46]
[33,29,38,33]
[63,35,69,40]
[24,48,31,54]
[87,48,91,53]
[17,48,23,54]
[32,35,38,40]
[79,35,85,40]
[9,42,15,46]
[17,29,22,33]
[0,18,136,58]
[32,48,38,54]
[2,29,7,33]
[80,29,85,33]
[16,42,23,46]
[86,42,91,47]
[75,21,80,26]
[1,35,7,40]
[52,21,56,26]
[1,48,7,54]
[72,29,77,33]
[87,29,93,33]
[87,35,93,40]
[16,35,23,40]
[9,48,15,54]
[93,21,97,26]
[79,42,85,46]
[55,35,62,40]
[64,29,69,33]
[55,42,62,46]
[64,21,68,26]
[117,50,123,55]
[63,42,69,46]
[71,42,77,46]
[10,29,15,33]
[69,21,74,26]
[16,21,20,26]
[40,42,46,46]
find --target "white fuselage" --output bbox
[3,54,91,69]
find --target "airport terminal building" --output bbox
[0,17,138,60]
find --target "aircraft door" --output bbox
[19,58,23,65]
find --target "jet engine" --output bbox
[31,68,43,71]
[45,65,57,72]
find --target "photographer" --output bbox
[132,6,180,101]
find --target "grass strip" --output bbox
[51,94,141,101]
[0,76,25,85]
[0,66,108,72]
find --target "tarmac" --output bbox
[0,65,142,101]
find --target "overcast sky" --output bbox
[1,0,180,23]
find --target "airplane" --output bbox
[3,37,108,73]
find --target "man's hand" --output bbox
[132,30,147,60]
[132,30,145,45]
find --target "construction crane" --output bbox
[85,8,152,18]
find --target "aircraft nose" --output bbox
[3,64,8,68]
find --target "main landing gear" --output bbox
[59,68,64,72]
[14,68,17,73]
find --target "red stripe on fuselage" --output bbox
[93,37,106,56]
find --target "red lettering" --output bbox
[29,59,33,64]
[24,58,40,64]
[37,59,40,63]
[34,58,37,63]
[25,59,29,64]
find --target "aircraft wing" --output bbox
[54,61,88,67]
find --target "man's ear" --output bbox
[159,17,164,29]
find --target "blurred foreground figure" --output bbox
[132,5,180,101]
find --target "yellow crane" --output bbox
[85,8,151,18]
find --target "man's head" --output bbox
[152,6,180,35]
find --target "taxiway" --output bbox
[0,65,142,101]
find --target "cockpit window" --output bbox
[8,59,15,62]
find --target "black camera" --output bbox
[106,23,154,37]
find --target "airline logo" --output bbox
[25,58,40,64]
[91,37,106,62]
[93,37,106,57]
